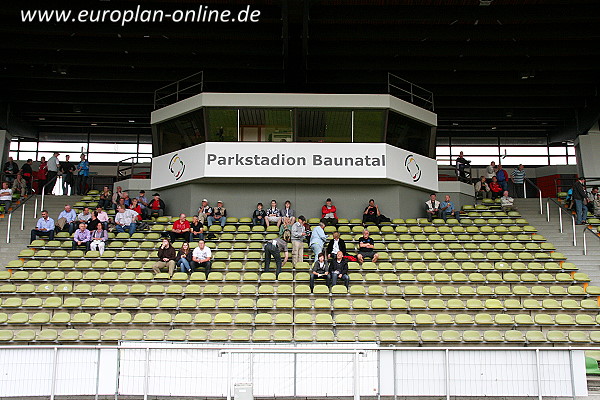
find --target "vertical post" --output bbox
[114,347,121,400]
[535,349,543,400]
[445,349,450,400]
[523,182,527,198]
[21,203,25,230]
[95,348,101,400]
[538,189,543,214]
[583,229,588,255]
[351,110,354,142]
[572,216,577,246]
[226,351,232,400]
[546,201,550,222]
[41,190,45,212]
[143,347,150,400]
[558,206,563,233]
[237,109,241,142]
[50,347,59,400]
[568,350,577,400]
[34,197,38,218]
[392,350,397,400]
[6,213,11,243]
[353,351,360,400]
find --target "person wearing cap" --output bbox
[137,190,149,218]
[320,198,338,226]
[147,193,166,217]
[46,152,60,195]
[197,199,212,226]
[208,200,227,227]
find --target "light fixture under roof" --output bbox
[91,123,97,126]
[128,120,135,123]
[479,0,493,5]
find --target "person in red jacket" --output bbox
[129,198,143,222]
[37,157,48,194]
[321,198,338,226]
[170,213,191,242]
[489,176,503,199]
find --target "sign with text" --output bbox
[151,142,438,191]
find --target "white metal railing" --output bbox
[0,344,590,400]
[546,197,577,246]
[387,72,434,110]
[524,177,544,215]
[582,226,600,255]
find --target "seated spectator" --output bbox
[89,222,108,255]
[76,207,92,224]
[30,210,55,243]
[309,221,327,262]
[170,213,191,242]
[0,182,13,213]
[265,200,282,227]
[117,197,127,210]
[129,198,143,222]
[252,202,267,226]
[489,176,503,199]
[291,215,306,266]
[425,194,440,222]
[326,231,347,260]
[197,199,212,226]
[500,191,518,212]
[12,173,27,197]
[587,187,599,215]
[121,191,131,207]
[362,199,381,226]
[114,205,138,236]
[137,190,149,219]
[309,253,329,292]
[72,223,91,250]
[191,239,212,274]
[3,157,19,183]
[439,195,456,221]
[111,186,123,210]
[329,250,350,289]
[86,211,101,231]
[152,238,177,277]
[321,198,338,226]
[279,216,293,241]
[263,236,289,277]
[98,186,112,209]
[208,200,227,227]
[189,215,204,242]
[357,229,378,263]
[475,176,491,199]
[95,206,109,229]
[147,193,166,217]
[176,242,193,273]
[57,205,77,234]
[281,200,296,224]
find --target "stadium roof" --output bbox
[1,0,599,142]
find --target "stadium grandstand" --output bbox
[1,0,600,398]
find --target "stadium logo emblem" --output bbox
[169,154,185,180]
[405,154,421,182]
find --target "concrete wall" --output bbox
[157,182,436,220]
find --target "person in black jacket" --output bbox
[329,251,350,288]
[572,177,588,225]
[3,157,19,183]
[309,253,329,292]
[59,155,76,196]
[147,193,166,217]
[326,231,347,260]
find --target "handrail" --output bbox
[546,197,577,246]
[154,71,204,109]
[554,176,600,197]
[39,174,59,217]
[387,72,435,111]
[582,226,600,255]
[116,156,152,180]
[524,177,543,214]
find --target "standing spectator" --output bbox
[57,204,77,234]
[111,186,123,210]
[0,182,13,213]
[252,202,267,226]
[329,250,350,289]
[59,155,75,196]
[21,159,33,194]
[291,215,306,266]
[500,191,518,212]
[152,238,177,277]
[511,164,526,198]
[46,152,60,194]
[30,210,55,242]
[321,198,338,226]
[265,200,282,227]
[197,199,212,226]
[75,154,89,195]
[309,253,329,292]
[97,186,112,210]
[136,190,149,219]
[362,199,381,225]
[72,223,91,250]
[191,240,212,274]
[147,193,166,218]
[475,176,491,199]
[3,157,19,183]
[455,151,471,182]
[170,213,191,242]
[425,194,440,222]
[208,200,227,227]
[309,221,327,261]
[572,176,588,225]
[326,231,347,260]
[586,187,599,215]
[12,173,27,197]
[281,200,296,224]
[76,207,92,224]
[439,195,456,221]
[495,164,509,192]
[357,229,379,263]
[485,161,496,183]
[114,205,138,236]
[89,222,108,255]
[489,176,503,199]
[189,215,204,242]
[37,156,48,194]
[263,236,289,277]
[176,242,193,273]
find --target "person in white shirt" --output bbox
[0,182,13,213]
[266,200,282,227]
[485,161,496,183]
[114,205,138,236]
[46,152,60,195]
[500,191,518,212]
[425,194,441,222]
[290,215,306,266]
[77,207,92,223]
[191,240,212,274]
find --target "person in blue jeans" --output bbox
[439,195,456,221]
[496,164,509,192]
[309,221,327,261]
[176,242,193,273]
[572,176,588,224]
[114,205,138,236]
